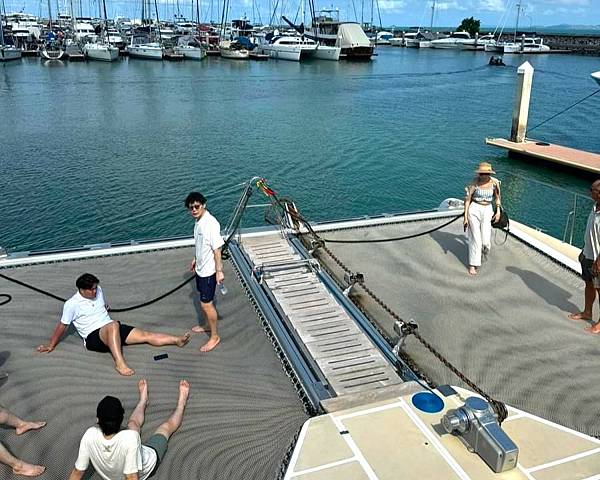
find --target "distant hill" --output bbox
[388,24,600,35]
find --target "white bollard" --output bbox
[510,61,534,143]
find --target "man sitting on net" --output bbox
[37,273,190,376]
[68,379,189,480]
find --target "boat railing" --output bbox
[496,170,592,247]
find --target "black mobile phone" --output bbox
[154,353,169,361]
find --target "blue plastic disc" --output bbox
[411,392,444,413]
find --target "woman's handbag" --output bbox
[491,207,509,230]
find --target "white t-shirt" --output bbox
[583,206,600,261]
[74,426,157,480]
[194,210,225,278]
[60,286,113,341]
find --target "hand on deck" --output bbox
[216,270,225,284]
[36,345,54,353]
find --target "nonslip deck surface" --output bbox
[313,217,600,438]
[0,247,308,479]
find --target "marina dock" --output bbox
[486,137,600,174]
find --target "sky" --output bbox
[4,0,600,27]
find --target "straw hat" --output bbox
[475,162,495,174]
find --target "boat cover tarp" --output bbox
[337,23,371,48]
[0,247,308,479]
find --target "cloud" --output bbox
[435,1,467,11]
[476,0,505,11]
[377,0,406,12]
[544,0,589,4]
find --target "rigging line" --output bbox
[527,88,600,134]
[319,214,462,244]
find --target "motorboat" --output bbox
[373,30,393,45]
[405,31,437,48]
[106,29,126,49]
[390,31,416,47]
[430,31,472,49]
[83,41,119,61]
[218,39,249,59]
[258,35,317,61]
[501,36,551,53]
[127,34,163,59]
[0,21,22,61]
[74,22,97,42]
[304,10,373,60]
[461,34,496,51]
[174,35,206,60]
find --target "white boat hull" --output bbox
[40,48,66,60]
[83,44,119,62]
[174,45,206,60]
[405,39,431,48]
[260,45,316,61]
[0,46,22,61]
[313,45,340,61]
[219,47,249,59]
[127,44,163,60]
[389,38,403,47]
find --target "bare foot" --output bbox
[115,362,135,376]
[16,421,46,435]
[191,325,208,333]
[585,324,600,334]
[200,336,221,353]
[569,312,592,321]
[178,380,190,405]
[468,266,478,276]
[12,461,45,477]
[177,332,191,347]
[138,379,148,404]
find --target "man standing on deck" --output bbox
[37,273,191,376]
[569,180,600,334]
[68,379,189,480]
[185,191,225,352]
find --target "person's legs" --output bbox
[98,321,134,376]
[0,441,45,477]
[124,328,191,348]
[153,380,190,441]
[127,379,148,433]
[467,203,483,274]
[569,256,596,321]
[198,302,220,352]
[0,406,45,435]
[481,205,494,255]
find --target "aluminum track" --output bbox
[242,234,403,397]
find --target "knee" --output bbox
[200,301,213,312]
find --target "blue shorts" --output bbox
[195,273,216,303]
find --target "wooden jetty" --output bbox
[486,61,600,175]
[486,137,600,174]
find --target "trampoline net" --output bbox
[0,246,308,479]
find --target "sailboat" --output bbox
[82,0,119,61]
[127,0,164,60]
[217,0,249,59]
[0,3,22,61]
[40,0,66,60]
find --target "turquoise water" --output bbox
[1,48,599,252]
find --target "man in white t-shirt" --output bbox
[68,378,190,480]
[37,273,191,376]
[185,192,225,352]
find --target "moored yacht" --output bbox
[461,34,496,50]
[258,35,317,61]
[83,41,119,61]
[174,35,206,60]
[304,10,373,60]
[430,30,471,49]
[0,21,22,61]
[127,34,163,59]
[501,36,550,53]
[218,39,249,59]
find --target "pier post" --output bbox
[510,61,534,143]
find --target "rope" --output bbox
[527,88,600,135]
[0,294,12,306]
[320,215,462,244]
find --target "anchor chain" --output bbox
[311,238,509,423]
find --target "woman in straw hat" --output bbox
[464,162,502,275]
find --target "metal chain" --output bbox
[312,238,509,423]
